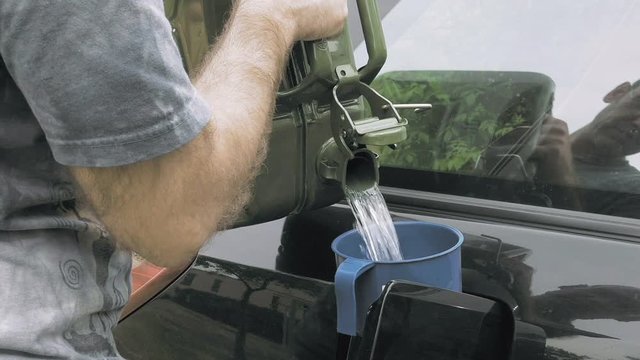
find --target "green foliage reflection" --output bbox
[369,71,555,174]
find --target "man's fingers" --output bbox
[541,117,570,136]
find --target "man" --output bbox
[570,80,640,217]
[0,0,346,358]
[534,80,640,216]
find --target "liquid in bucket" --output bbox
[344,184,403,262]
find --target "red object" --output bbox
[120,260,190,320]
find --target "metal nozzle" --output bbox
[317,141,379,192]
[345,152,378,191]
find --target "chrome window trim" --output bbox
[381,186,640,242]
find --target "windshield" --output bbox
[354,0,640,219]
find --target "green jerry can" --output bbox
[164,0,408,226]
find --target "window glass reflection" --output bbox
[356,0,640,218]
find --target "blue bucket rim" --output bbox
[331,220,464,264]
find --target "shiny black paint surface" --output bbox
[115,206,640,359]
[115,256,339,360]
[351,281,519,360]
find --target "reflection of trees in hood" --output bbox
[193,257,328,360]
[464,235,640,339]
[544,346,592,360]
[532,285,640,329]
[289,287,340,360]
[495,251,640,338]
[213,260,276,360]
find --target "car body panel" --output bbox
[115,1,640,359]
[115,205,640,359]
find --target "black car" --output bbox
[114,1,640,359]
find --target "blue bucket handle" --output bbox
[335,257,375,335]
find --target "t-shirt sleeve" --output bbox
[0,1,212,167]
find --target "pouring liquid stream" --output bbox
[345,184,404,262]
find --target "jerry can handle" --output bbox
[355,0,387,84]
[277,0,387,100]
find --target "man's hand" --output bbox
[71,0,348,268]
[236,0,348,43]
[571,81,640,160]
[275,0,348,41]
[532,116,577,186]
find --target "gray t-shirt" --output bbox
[573,159,640,218]
[0,1,211,358]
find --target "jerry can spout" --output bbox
[317,141,380,193]
[345,152,378,192]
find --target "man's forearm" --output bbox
[191,4,294,227]
[72,3,296,267]
[197,4,293,126]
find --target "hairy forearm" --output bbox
[72,3,294,268]
[191,3,293,226]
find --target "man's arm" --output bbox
[531,116,583,210]
[71,0,347,268]
[532,116,577,186]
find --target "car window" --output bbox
[353,0,640,219]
